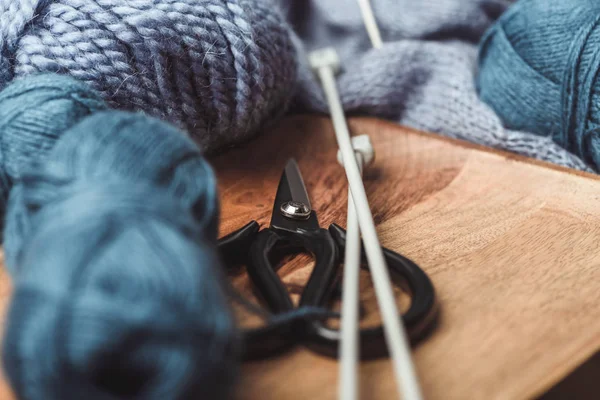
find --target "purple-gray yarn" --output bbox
[0,0,297,152]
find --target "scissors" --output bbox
[218,159,437,360]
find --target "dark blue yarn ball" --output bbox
[0,80,237,399]
[477,0,600,170]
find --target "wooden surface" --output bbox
[0,115,597,399]
[212,116,600,400]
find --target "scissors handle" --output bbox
[307,224,438,359]
[218,222,437,360]
[218,223,339,359]
[246,224,437,359]
[218,221,260,266]
[246,227,339,316]
[218,222,304,359]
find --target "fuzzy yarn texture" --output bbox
[0,0,297,152]
[477,0,600,171]
[0,75,237,400]
[280,0,591,171]
[0,74,106,200]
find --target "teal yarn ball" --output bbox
[0,74,106,200]
[477,0,600,170]
[0,77,237,399]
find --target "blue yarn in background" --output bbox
[0,74,106,200]
[0,75,237,399]
[0,0,297,152]
[477,0,600,171]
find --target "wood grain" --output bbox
[212,116,600,400]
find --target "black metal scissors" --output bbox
[219,159,437,360]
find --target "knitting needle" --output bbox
[337,136,374,400]
[339,3,381,394]
[310,48,423,400]
[339,156,362,400]
[357,0,383,48]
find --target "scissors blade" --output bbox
[270,159,320,232]
[285,159,312,210]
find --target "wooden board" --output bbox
[212,116,600,400]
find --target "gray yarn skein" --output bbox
[0,0,297,152]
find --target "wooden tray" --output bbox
[212,116,600,400]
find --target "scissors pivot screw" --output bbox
[280,201,311,220]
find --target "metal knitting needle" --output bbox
[357,0,383,48]
[336,136,374,400]
[338,4,382,395]
[310,48,423,400]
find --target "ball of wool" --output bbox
[3,110,220,269]
[477,0,600,170]
[0,74,106,200]
[0,0,297,152]
[3,185,236,400]
[0,87,237,397]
